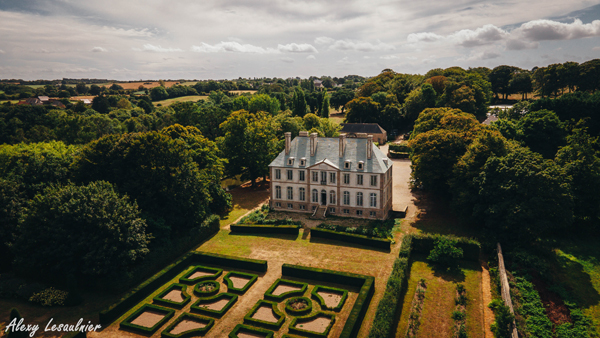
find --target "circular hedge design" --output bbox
[193,280,220,297]
[285,296,313,316]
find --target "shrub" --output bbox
[29,287,69,306]
[427,237,464,268]
[489,299,515,338]
[452,310,466,321]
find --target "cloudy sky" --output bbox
[0,0,599,80]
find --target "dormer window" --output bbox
[358,161,364,170]
[287,157,295,166]
[344,160,351,169]
[300,158,306,166]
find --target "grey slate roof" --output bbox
[340,123,386,134]
[269,136,391,173]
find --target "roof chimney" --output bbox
[285,132,291,155]
[339,134,346,158]
[310,133,318,156]
[367,135,373,160]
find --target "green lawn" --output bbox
[153,95,207,106]
[552,237,600,333]
[395,255,484,338]
[0,100,20,104]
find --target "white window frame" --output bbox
[312,189,318,203]
[357,174,363,185]
[287,187,293,200]
[299,170,305,181]
[287,170,293,180]
[370,193,377,207]
[329,190,336,204]
[299,187,305,201]
[275,169,281,180]
[312,171,319,182]
[329,172,336,184]
[343,173,350,184]
[356,192,363,206]
[275,186,281,199]
[370,175,377,186]
[343,191,350,205]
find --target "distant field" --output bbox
[0,100,20,104]
[230,90,257,94]
[153,95,207,106]
[178,81,198,86]
[329,110,344,124]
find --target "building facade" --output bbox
[268,131,393,219]
[339,123,388,144]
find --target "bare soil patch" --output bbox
[188,271,213,279]
[296,316,332,334]
[532,276,571,325]
[252,306,278,323]
[161,289,185,302]
[318,290,343,309]
[168,319,206,335]
[272,284,301,296]
[129,310,165,328]
[230,276,251,289]
[198,298,229,311]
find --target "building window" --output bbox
[370,211,376,217]
[288,203,293,209]
[357,192,363,206]
[356,210,363,216]
[299,188,305,201]
[329,172,336,184]
[287,187,293,200]
[343,191,350,205]
[321,171,327,184]
[357,174,363,185]
[288,158,294,165]
[358,161,364,170]
[299,170,305,181]
[370,193,377,207]
[287,170,293,180]
[312,189,318,203]
[312,205,316,211]
[344,160,351,169]
[329,207,336,213]
[300,158,306,166]
[300,204,306,210]
[312,171,319,182]
[275,169,281,180]
[343,209,350,214]
[275,202,281,207]
[275,186,281,199]
[370,175,377,186]
[329,190,336,204]
[343,174,350,184]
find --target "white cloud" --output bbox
[514,19,600,41]
[314,36,335,45]
[593,46,600,51]
[280,57,294,63]
[450,25,508,47]
[277,43,318,53]
[506,39,539,50]
[380,55,399,60]
[329,39,395,52]
[306,54,316,59]
[137,44,183,52]
[337,56,357,64]
[91,47,108,52]
[407,32,444,43]
[458,50,502,61]
[191,41,279,54]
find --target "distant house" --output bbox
[21,97,43,106]
[38,96,50,103]
[340,123,387,144]
[49,99,66,109]
[313,80,323,88]
[75,98,92,105]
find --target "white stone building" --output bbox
[268,131,393,219]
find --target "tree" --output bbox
[489,65,519,99]
[329,89,355,114]
[91,94,110,114]
[14,181,149,278]
[291,87,308,117]
[150,86,169,101]
[427,237,463,269]
[344,97,380,123]
[219,110,279,186]
[474,143,572,240]
[116,98,132,109]
[89,84,101,96]
[409,129,467,192]
[75,83,88,95]
[248,93,280,115]
[578,59,600,92]
[508,71,533,99]
[321,93,330,118]
[517,109,566,158]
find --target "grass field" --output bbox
[395,256,484,338]
[153,95,208,106]
[551,237,600,333]
[0,100,20,104]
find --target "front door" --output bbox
[321,191,327,205]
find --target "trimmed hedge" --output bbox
[120,304,175,335]
[153,283,191,309]
[223,271,258,294]
[310,228,391,251]
[285,296,313,316]
[193,280,220,297]
[190,293,238,318]
[243,299,286,330]
[229,324,274,338]
[179,266,222,285]
[230,224,300,235]
[281,264,375,338]
[264,279,308,301]
[99,252,267,326]
[161,312,214,338]
[412,233,480,261]
[289,312,336,338]
[311,285,348,312]
[368,234,413,338]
